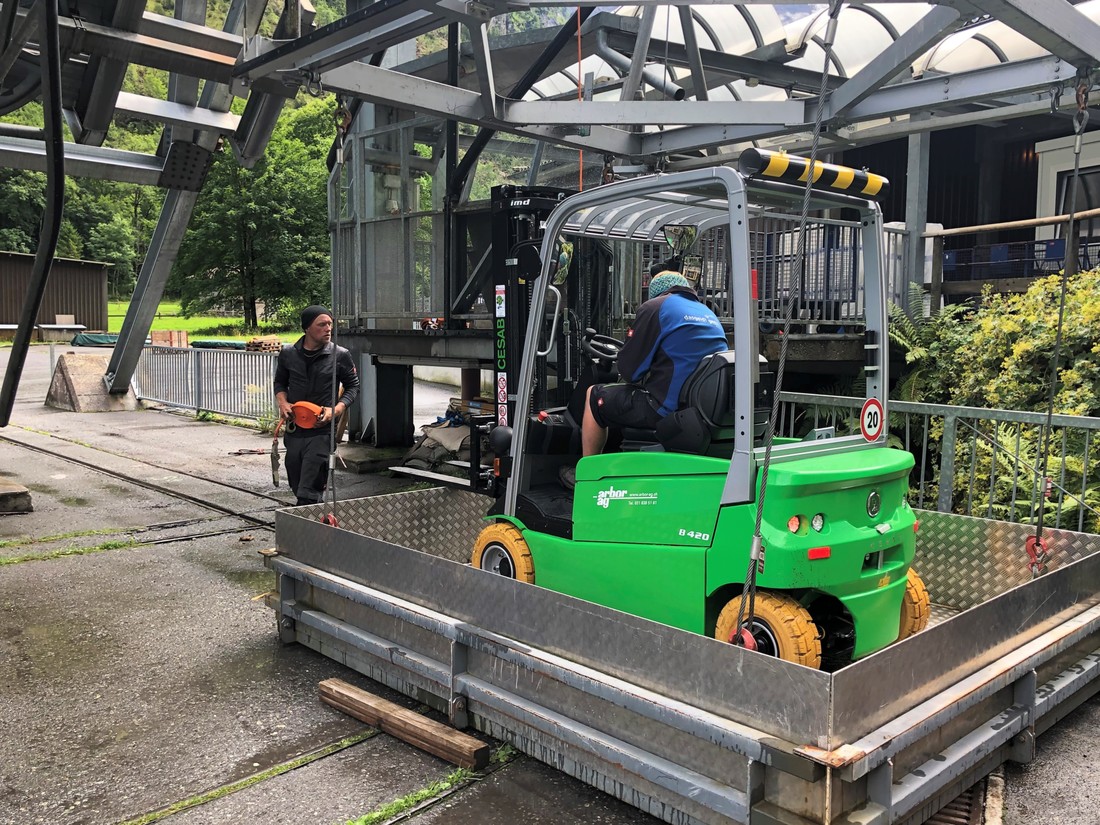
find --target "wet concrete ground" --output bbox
[0,347,662,825]
[1,345,1098,825]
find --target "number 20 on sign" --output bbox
[860,397,884,442]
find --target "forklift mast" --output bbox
[489,185,571,428]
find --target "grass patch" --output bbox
[108,301,299,341]
[0,527,120,549]
[0,539,139,566]
[117,730,378,825]
[345,767,475,825]
[490,743,517,765]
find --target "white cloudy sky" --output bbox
[774,4,827,23]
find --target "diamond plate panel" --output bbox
[917,510,1100,610]
[288,488,488,563]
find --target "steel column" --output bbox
[904,130,930,296]
[105,189,198,394]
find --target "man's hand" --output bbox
[318,403,345,424]
[277,398,293,421]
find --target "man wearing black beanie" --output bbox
[273,306,360,505]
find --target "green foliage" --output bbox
[888,270,1100,530]
[0,168,46,252]
[887,284,969,404]
[170,96,333,326]
[948,272,1100,416]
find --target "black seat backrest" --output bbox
[656,350,770,457]
[678,350,736,429]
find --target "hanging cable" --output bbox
[731,0,844,648]
[1027,70,1091,577]
[0,0,64,427]
[576,5,583,190]
[323,102,352,527]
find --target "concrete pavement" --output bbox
[0,346,660,825]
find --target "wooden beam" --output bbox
[319,679,490,770]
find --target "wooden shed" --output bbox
[0,252,109,338]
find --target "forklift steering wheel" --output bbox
[581,330,625,362]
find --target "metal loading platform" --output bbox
[267,488,1100,825]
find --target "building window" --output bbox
[1055,167,1100,237]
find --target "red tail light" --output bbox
[807,546,831,560]
[913,520,920,534]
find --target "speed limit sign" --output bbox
[860,397,884,442]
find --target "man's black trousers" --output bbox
[284,431,330,505]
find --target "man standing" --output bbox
[274,305,360,505]
[560,272,726,489]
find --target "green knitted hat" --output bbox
[648,271,690,299]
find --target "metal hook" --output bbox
[334,105,353,134]
[305,72,324,97]
[1049,84,1063,115]
[1074,108,1089,135]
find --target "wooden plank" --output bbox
[319,679,489,770]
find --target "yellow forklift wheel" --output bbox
[471,523,535,583]
[715,592,822,669]
[897,568,931,640]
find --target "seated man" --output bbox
[560,271,726,489]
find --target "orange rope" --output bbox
[577,6,583,190]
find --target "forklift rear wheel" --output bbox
[897,568,930,640]
[472,523,535,583]
[714,593,822,669]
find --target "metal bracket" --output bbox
[448,640,470,729]
[277,573,298,644]
[1008,669,1037,764]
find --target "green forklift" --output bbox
[471,157,929,670]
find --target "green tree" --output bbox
[170,95,333,326]
[86,213,137,296]
[0,169,46,253]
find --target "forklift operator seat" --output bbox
[655,350,770,458]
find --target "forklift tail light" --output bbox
[494,458,501,477]
[913,519,920,534]
[807,546,831,560]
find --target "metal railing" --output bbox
[779,392,1100,532]
[134,346,278,422]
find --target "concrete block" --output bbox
[45,353,140,413]
[339,444,406,474]
[0,480,32,513]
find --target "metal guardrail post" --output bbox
[938,413,958,512]
[930,235,943,311]
[193,348,203,413]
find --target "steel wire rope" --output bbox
[731,0,844,647]
[326,103,351,525]
[577,6,583,190]
[1029,71,1093,573]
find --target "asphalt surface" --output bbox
[1,345,1097,825]
[0,346,662,825]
